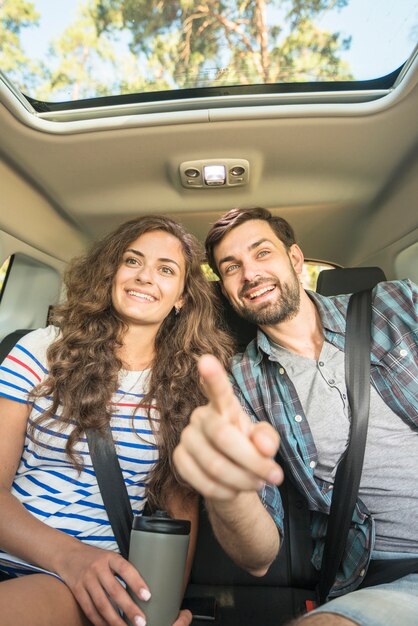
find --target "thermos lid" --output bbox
[132,510,191,535]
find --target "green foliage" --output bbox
[0,0,41,90]
[301,260,336,290]
[1,0,354,101]
[201,263,220,281]
[119,0,353,88]
[35,1,126,101]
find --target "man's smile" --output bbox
[240,281,277,303]
[246,285,276,300]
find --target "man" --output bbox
[173,207,418,625]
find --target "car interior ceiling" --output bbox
[0,51,418,273]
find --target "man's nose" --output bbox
[241,262,261,283]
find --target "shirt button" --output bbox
[360,569,366,577]
[309,461,316,469]
[295,415,302,422]
[319,361,324,367]
[328,379,335,385]
[279,367,285,375]
[400,349,408,357]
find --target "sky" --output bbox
[18,0,418,89]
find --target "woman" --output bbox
[0,216,234,626]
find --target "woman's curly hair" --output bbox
[31,215,235,509]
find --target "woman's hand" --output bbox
[58,542,151,626]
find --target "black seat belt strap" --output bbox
[87,428,216,621]
[318,288,372,604]
[86,426,133,560]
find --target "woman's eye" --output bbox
[160,266,174,275]
[125,257,139,266]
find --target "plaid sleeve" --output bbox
[260,481,284,535]
[231,379,284,534]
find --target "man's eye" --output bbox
[257,250,270,258]
[225,264,239,274]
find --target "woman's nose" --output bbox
[135,266,152,283]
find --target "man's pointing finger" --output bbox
[198,354,240,418]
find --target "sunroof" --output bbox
[1,0,417,110]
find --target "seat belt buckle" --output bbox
[305,599,318,612]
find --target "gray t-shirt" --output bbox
[270,340,418,554]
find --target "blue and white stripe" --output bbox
[0,326,159,576]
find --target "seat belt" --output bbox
[86,425,216,620]
[86,426,133,560]
[318,288,372,604]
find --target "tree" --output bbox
[119,0,353,89]
[0,0,40,91]
[35,0,163,101]
[35,1,122,101]
[1,0,354,102]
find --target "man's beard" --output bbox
[234,269,301,326]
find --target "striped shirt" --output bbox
[231,280,418,598]
[0,326,159,577]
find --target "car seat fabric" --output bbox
[186,491,318,626]
[214,282,256,352]
[0,329,33,363]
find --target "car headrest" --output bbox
[316,266,387,296]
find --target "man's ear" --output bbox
[289,244,305,275]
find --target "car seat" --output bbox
[316,266,386,296]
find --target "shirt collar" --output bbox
[254,328,272,365]
[253,289,348,363]
[306,289,348,335]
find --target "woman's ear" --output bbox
[174,296,185,314]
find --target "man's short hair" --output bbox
[205,207,296,276]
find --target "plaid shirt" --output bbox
[230,279,418,597]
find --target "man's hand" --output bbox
[174,355,283,501]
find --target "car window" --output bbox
[1,0,417,114]
[0,256,12,300]
[0,253,61,339]
[301,260,338,291]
